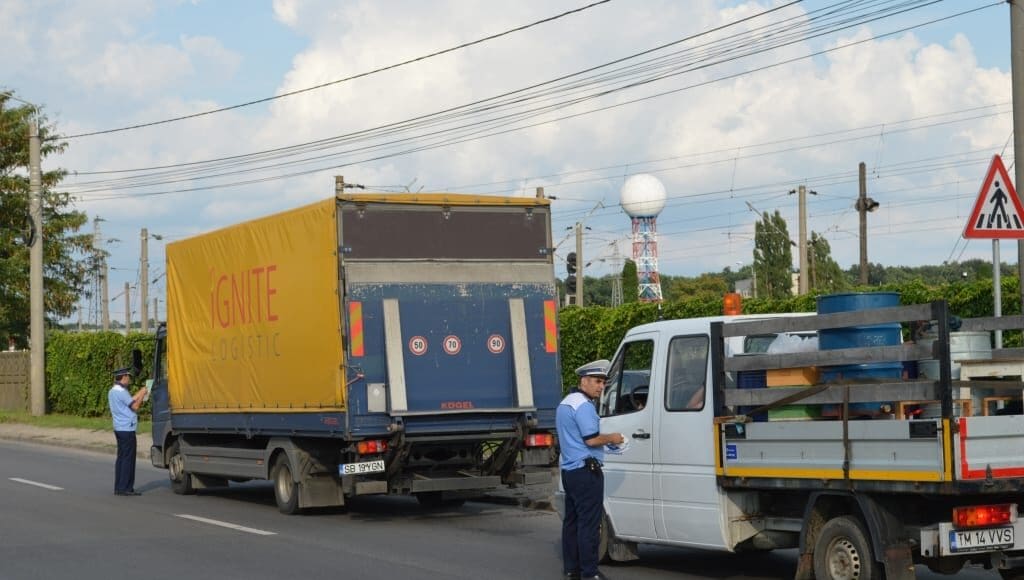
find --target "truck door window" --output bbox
[666,335,709,412]
[599,339,653,417]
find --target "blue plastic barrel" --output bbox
[817,292,901,418]
[817,292,901,350]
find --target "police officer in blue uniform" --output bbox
[108,367,147,496]
[557,359,624,580]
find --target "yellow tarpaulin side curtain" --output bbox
[166,198,345,412]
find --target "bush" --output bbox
[46,331,155,417]
[557,278,1021,394]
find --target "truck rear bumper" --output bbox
[921,519,1024,559]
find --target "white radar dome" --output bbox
[620,174,667,218]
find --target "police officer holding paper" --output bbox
[556,359,624,580]
[108,366,147,496]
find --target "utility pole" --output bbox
[855,162,879,285]
[858,163,869,284]
[28,119,45,416]
[611,241,623,307]
[335,175,345,195]
[575,222,584,307]
[790,185,816,295]
[102,261,110,331]
[153,298,159,327]
[1012,1,1024,315]
[124,282,131,335]
[140,228,149,333]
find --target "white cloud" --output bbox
[9,0,1017,297]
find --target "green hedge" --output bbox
[46,331,154,417]
[557,278,1020,392]
[44,277,1020,414]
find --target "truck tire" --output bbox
[168,441,195,495]
[1000,569,1024,580]
[271,455,301,515]
[812,515,883,580]
[597,513,609,564]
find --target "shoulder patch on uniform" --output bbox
[560,391,590,411]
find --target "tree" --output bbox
[808,232,850,293]
[0,92,94,347]
[663,273,728,303]
[753,210,794,299]
[622,259,639,303]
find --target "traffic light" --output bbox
[566,252,577,276]
[566,275,577,294]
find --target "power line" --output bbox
[59,0,616,140]
[69,1,995,201]
[67,0,807,181]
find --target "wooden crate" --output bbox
[897,400,973,419]
[766,366,819,387]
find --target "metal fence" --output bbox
[0,351,30,412]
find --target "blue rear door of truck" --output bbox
[336,194,560,438]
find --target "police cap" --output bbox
[575,359,610,379]
[112,367,133,379]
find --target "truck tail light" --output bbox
[357,440,387,454]
[525,433,554,448]
[953,504,1015,529]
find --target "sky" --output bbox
[1,0,1018,326]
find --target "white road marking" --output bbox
[9,477,63,491]
[175,514,276,536]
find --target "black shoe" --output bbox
[115,490,142,496]
[564,574,580,580]
[581,574,609,580]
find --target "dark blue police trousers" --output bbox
[114,430,137,493]
[561,465,604,577]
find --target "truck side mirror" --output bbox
[132,348,144,377]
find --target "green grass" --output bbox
[0,410,152,433]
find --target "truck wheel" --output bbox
[812,515,882,580]
[1000,569,1024,580]
[271,455,301,515]
[168,441,194,495]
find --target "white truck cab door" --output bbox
[654,334,727,549]
[598,334,658,541]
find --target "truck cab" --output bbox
[560,303,1024,579]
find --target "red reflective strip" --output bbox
[544,300,557,353]
[959,418,1024,479]
[348,301,364,357]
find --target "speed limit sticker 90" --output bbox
[443,335,462,355]
[487,334,506,354]
[408,336,428,356]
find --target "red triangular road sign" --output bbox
[963,155,1024,239]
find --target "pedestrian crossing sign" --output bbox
[963,155,1024,239]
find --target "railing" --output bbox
[710,300,1009,421]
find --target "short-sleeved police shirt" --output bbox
[556,390,604,470]
[108,384,137,432]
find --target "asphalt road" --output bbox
[0,439,1000,580]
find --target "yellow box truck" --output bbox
[145,192,560,513]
